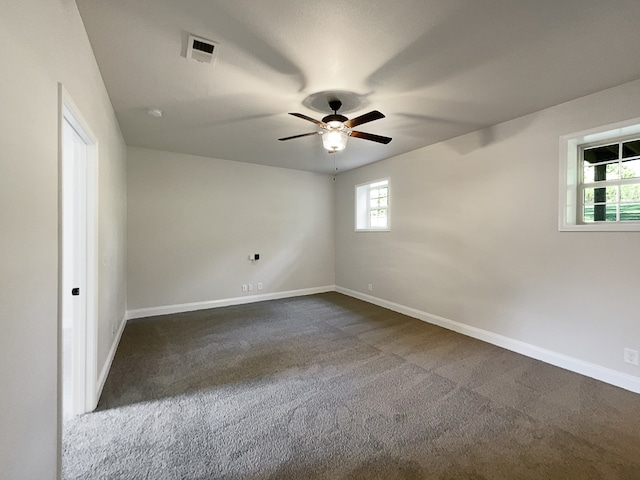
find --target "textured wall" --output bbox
[127,147,335,310]
[0,1,127,478]
[335,79,640,379]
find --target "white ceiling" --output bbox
[76,0,640,174]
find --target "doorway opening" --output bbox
[59,87,98,419]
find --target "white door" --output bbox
[61,100,97,417]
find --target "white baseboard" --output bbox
[125,285,336,321]
[336,286,640,394]
[96,313,127,404]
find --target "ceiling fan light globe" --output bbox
[322,129,349,152]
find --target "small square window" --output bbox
[356,179,390,231]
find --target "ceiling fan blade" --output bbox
[350,130,392,144]
[289,112,326,127]
[278,132,320,141]
[344,110,385,128]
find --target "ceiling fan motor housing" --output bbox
[322,114,349,125]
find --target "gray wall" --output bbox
[335,79,640,379]
[127,147,335,311]
[0,1,127,478]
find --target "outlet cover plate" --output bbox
[624,348,639,365]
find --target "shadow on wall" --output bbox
[445,113,537,155]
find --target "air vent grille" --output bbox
[186,34,218,64]
[193,39,214,55]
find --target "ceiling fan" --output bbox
[279,99,392,153]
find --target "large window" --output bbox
[560,117,640,231]
[355,179,389,231]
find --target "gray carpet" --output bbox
[63,292,640,479]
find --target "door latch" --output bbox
[72,287,80,296]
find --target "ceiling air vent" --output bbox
[186,34,218,64]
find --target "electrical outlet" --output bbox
[248,284,253,291]
[624,348,639,365]
[242,284,248,292]
[368,284,373,292]
[257,283,263,290]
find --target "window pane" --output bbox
[621,184,640,202]
[583,144,619,164]
[620,203,640,221]
[622,139,640,159]
[371,196,388,208]
[370,187,387,199]
[583,162,619,182]
[621,159,640,179]
[583,186,617,203]
[370,217,384,227]
[605,204,618,221]
[583,204,617,222]
[370,208,387,227]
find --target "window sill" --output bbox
[559,222,640,232]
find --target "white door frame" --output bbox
[58,84,99,416]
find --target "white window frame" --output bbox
[559,117,640,231]
[355,178,390,232]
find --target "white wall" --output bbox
[335,79,640,384]
[0,1,127,478]
[127,147,335,312]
